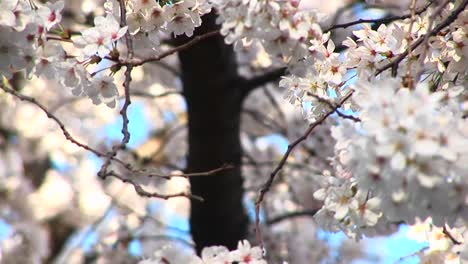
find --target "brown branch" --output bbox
[403,0,419,88]
[443,225,462,245]
[241,67,287,98]
[131,90,182,98]
[1,74,203,189]
[153,61,180,76]
[104,170,204,201]
[333,2,434,53]
[52,202,115,262]
[324,1,433,32]
[49,90,180,113]
[0,82,107,160]
[308,93,361,122]
[119,0,134,60]
[127,30,220,67]
[376,0,468,76]
[98,0,134,179]
[254,91,354,247]
[262,86,288,132]
[0,81,148,172]
[116,234,194,248]
[243,108,287,134]
[415,0,452,81]
[144,164,235,179]
[136,124,187,165]
[266,209,319,225]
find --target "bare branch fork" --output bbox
[254,91,354,247]
[0,80,233,200]
[308,93,361,122]
[96,0,218,201]
[0,82,109,160]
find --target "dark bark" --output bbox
[177,13,249,253]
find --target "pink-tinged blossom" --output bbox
[166,12,196,37]
[133,0,156,12]
[141,4,167,32]
[190,246,232,264]
[72,14,127,58]
[35,42,66,79]
[0,0,18,27]
[37,1,64,31]
[230,240,266,264]
[86,75,119,108]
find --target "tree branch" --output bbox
[241,67,286,98]
[104,170,204,201]
[324,1,433,32]
[254,91,354,247]
[443,225,462,245]
[127,30,220,67]
[98,0,134,179]
[307,93,361,122]
[266,209,319,225]
[0,82,111,162]
[376,0,468,76]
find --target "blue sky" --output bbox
[78,101,429,262]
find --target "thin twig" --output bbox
[403,0,419,86]
[243,108,287,134]
[98,0,134,179]
[254,91,354,247]
[128,30,220,67]
[0,50,235,195]
[415,0,452,80]
[324,1,433,32]
[266,209,319,225]
[394,246,429,263]
[52,202,115,264]
[0,82,106,159]
[104,170,204,201]
[443,225,462,245]
[153,61,180,76]
[376,0,468,75]
[116,234,194,248]
[145,164,235,179]
[49,90,180,113]
[308,93,361,122]
[241,68,286,98]
[262,86,288,132]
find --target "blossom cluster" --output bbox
[212,0,323,67]
[140,240,267,264]
[278,3,467,121]
[313,174,383,240]
[1,0,467,262]
[332,79,468,227]
[121,0,212,39]
[0,0,64,79]
[0,0,125,107]
[0,0,215,108]
[407,218,467,263]
[344,3,467,81]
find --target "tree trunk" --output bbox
[177,13,248,253]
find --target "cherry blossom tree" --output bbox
[0,0,467,263]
